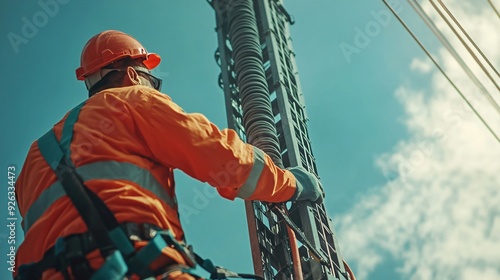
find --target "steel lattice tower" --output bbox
[208,0,350,279]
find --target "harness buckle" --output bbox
[158,230,197,268]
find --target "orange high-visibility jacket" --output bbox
[15,85,297,278]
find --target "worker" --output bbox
[14,30,323,280]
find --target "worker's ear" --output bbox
[124,66,141,86]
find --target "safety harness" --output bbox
[17,101,263,280]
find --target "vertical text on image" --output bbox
[6,166,17,273]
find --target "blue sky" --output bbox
[1,1,499,279]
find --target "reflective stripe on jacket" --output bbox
[15,85,296,277]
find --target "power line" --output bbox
[430,0,500,91]
[435,0,500,79]
[382,0,500,143]
[408,0,500,117]
[487,0,500,18]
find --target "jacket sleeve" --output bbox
[132,88,296,203]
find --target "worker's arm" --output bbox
[132,88,323,203]
[133,88,298,202]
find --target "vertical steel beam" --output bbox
[209,0,350,279]
[210,1,294,278]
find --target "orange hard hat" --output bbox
[75,30,161,81]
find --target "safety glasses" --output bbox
[135,69,162,91]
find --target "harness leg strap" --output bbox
[91,251,127,280]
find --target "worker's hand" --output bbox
[287,166,324,203]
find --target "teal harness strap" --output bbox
[108,227,135,256]
[36,103,128,279]
[37,101,85,169]
[51,102,136,256]
[91,251,128,280]
[127,234,168,278]
[38,130,65,171]
[60,101,86,159]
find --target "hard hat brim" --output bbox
[143,53,161,70]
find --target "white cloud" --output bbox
[335,1,500,280]
[410,58,432,74]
